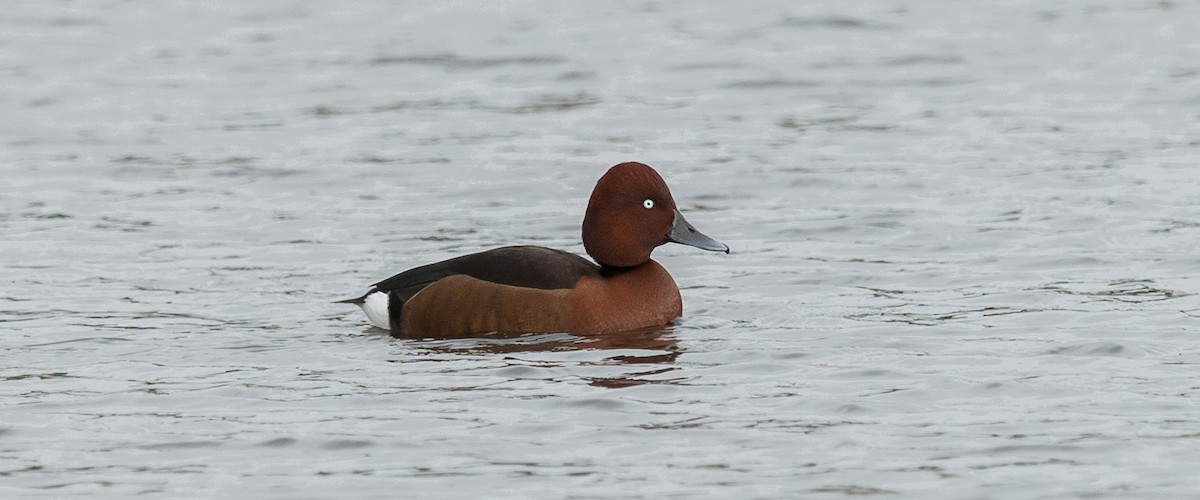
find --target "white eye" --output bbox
[643,199,655,209]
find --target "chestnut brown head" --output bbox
[582,162,728,268]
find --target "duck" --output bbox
[336,161,728,336]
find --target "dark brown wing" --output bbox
[363,245,600,303]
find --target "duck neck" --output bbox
[598,260,653,278]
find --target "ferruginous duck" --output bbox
[337,162,728,336]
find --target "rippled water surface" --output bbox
[4,1,1200,498]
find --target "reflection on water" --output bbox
[395,326,682,388]
[398,326,679,355]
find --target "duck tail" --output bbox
[333,293,369,305]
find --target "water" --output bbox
[3,1,1200,497]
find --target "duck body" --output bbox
[338,162,726,337]
[340,245,683,336]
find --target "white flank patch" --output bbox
[361,292,391,330]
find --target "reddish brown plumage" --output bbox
[582,162,677,268]
[568,260,682,333]
[341,161,725,337]
[398,262,681,336]
[399,275,573,336]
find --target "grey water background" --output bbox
[3,1,1200,497]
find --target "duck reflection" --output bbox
[382,325,682,388]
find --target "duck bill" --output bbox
[667,209,730,253]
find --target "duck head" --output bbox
[582,162,729,268]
